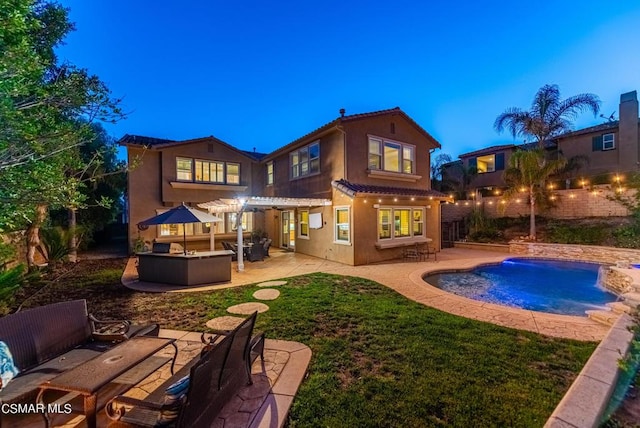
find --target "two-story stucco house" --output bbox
[120,107,448,266]
[443,90,640,194]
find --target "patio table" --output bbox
[37,336,177,428]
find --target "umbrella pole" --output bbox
[183,224,187,255]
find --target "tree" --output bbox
[494,84,600,148]
[430,153,453,191]
[500,149,566,239]
[0,1,123,267]
[49,122,128,261]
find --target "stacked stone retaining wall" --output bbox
[509,242,640,265]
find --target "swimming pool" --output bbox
[423,258,618,316]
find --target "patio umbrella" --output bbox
[137,203,223,254]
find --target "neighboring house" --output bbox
[443,90,640,193]
[120,107,448,266]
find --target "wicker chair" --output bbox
[106,312,262,428]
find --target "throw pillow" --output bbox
[155,375,190,427]
[0,341,19,390]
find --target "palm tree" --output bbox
[494,84,600,148]
[501,149,566,239]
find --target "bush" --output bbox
[468,229,503,243]
[547,222,609,245]
[613,225,640,249]
[0,264,24,301]
[38,227,70,265]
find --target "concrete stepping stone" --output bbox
[206,316,245,331]
[227,302,269,314]
[257,280,287,287]
[253,289,280,300]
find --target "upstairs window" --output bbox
[593,133,616,151]
[176,157,193,181]
[468,153,505,173]
[266,161,274,185]
[226,163,240,184]
[477,154,496,173]
[368,136,415,174]
[195,160,224,183]
[290,141,320,179]
[177,157,240,185]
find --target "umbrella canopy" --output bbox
[137,203,222,254]
[138,203,223,226]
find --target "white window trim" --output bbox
[376,206,426,244]
[333,206,351,245]
[367,135,416,175]
[603,133,615,150]
[298,209,310,239]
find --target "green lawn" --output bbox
[15,260,596,427]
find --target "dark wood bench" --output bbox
[0,300,159,407]
[106,312,264,428]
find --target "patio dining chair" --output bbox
[418,243,437,261]
[402,246,420,262]
[221,242,237,261]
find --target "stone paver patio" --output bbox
[123,247,611,340]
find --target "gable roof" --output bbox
[459,144,516,158]
[263,107,441,160]
[332,179,447,198]
[118,134,267,161]
[554,121,620,139]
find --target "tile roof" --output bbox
[459,144,516,158]
[264,107,441,160]
[118,134,176,146]
[554,121,620,139]
[117,134,267,161]
[332,179,448,198]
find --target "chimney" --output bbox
[339,108,345,117]
[618,91,639,168]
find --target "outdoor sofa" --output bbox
[0,299,159,406]
[106,311,264,428]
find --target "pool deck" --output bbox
[123,248,611,341]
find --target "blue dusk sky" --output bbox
[57,1,640,159]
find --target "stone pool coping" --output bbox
[544,313,636,428]
[409,256,611,341]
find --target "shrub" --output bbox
[38,227,70,265]
[547,222,609,245]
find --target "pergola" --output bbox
[198,197,332,271]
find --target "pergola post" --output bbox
[236,209,245,272]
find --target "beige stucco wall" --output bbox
[126,142,262,252]
[343,114,438,190]
[127,147,163,250]
[351,195,442,265]
[264,130,345,199]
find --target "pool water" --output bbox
[423,258,618,316]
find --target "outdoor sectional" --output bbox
[0,299,159,406]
